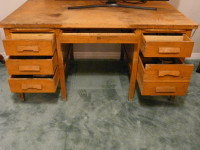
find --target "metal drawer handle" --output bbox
[156,86,176,93]
[158,71,180,77]
[22,84,42,90]
[159,47,180,54]
[19,66,40,72]
[17,46,39,52]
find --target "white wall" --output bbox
[0,0,199,58]
[169,0,200,56]
[0,0,27,58]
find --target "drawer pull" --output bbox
[19,66,40,72]
[22,84,42,90]
[158,71,180,77]
[156,86,176,93]
[17,46,39,52]
[159,47,180,54]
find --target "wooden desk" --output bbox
[0,0,198,101]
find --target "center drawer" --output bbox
[141,34,194,57]
[3,33,56,56]
[8,67,59,93]
[137,55,194,96]
[6,52,58,75]
[59,33,138,43]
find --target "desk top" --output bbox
[0,0,198,29]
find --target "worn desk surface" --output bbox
[0,0,198,29]
[0,0,198,101]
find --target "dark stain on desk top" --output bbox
[48,13,62,18]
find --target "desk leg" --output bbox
[70,44,74,61]
[120,45,124,61]
[197,63,200,73]
[169,96,176,102]
[56,33,67,101]
[129,30,141,101]
[19,93,25,102]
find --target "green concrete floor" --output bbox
[0,60,200,150]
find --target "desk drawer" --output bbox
[3,33,56,56]
[59,33,138,43]
[141,34,194,57]
[6,52,58,75]
[137,82,190,96]
[138,56,194,82]
[8,67,59,93]
[137,56,193,96]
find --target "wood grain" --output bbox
[156,86,176,93]
[22,84,42,90]
[137,56,193,96]
[158,70,180,77]
[158,47,180,54]
[56,29,67,100]
[8,67,59,93]
[19,93,25,102]
[138,82,190,96]
[3,33,56,56]
[141,34,194,58]
[59,33,138,43]
[0,0,198,101]
[138,56,194,82]
[128,30,142,101]
[19,66,40,72]
[0,0,197,29]
[6,52,58,75]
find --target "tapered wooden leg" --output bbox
[19,93,25,102]
[129,30,142,101]
[169,96,176,102]
[70,44,74,61]
[120,45,124,61]
[197,62,200,73]
[56,30,67,101]
[0,54,5,64]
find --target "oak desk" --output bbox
[0,0,198,101]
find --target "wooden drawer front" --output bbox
[138,56,194,82]
[141,34,194,57]
[3,33,56,56]
[139,82,190,96]
[59,33,138,43]
[8,68,59,93]
[6,52,58,75]
[137,56,193,96]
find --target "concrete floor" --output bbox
[0,60,200,150]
